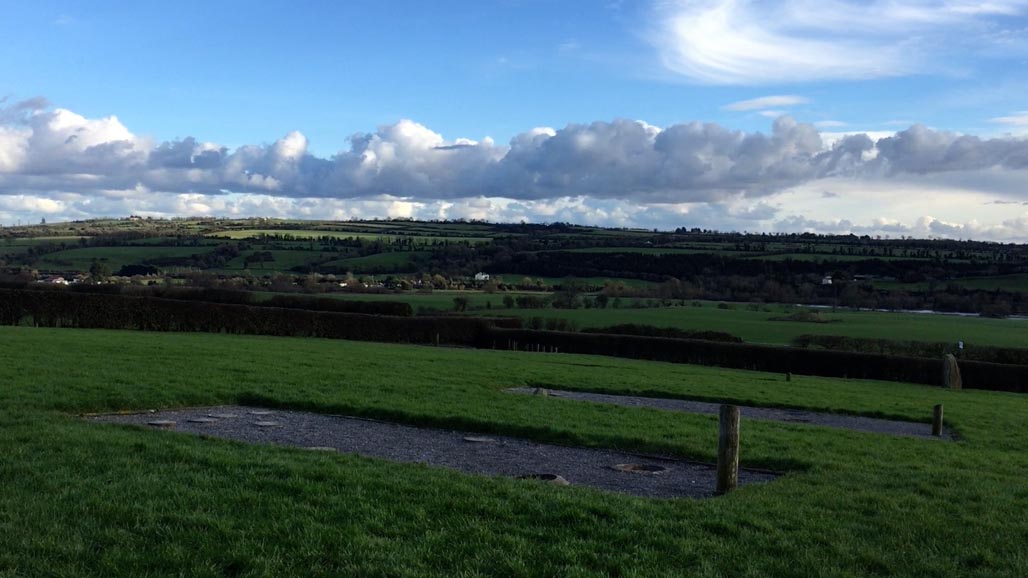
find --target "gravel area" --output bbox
[89,406,777,499]
[508,388,953,440]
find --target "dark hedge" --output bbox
[794,334,1028,366]
[484,328,1027,393]
[0,288,487,345]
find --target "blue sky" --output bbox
[2,1,1028,239]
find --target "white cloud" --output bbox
[723,95,809,111]
[4,98,1028,240]
[991,112,1028,126]
[651,0,1028,84]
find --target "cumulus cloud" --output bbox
[5,98,1028,240]
[651,0,1028,84]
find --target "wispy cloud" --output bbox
[651,0,1028,84]
[991,112,1028,126]
[723,95,809,111]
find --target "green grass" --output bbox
[876,274,1028,292]
[321,251,428,272]
[1,326,1027,576]
[218,249,332,273]
[745,252,918,262]
[257,290,550,311]
[476,302,1028,347]
[36,246,218,272]
[493,274,657,288]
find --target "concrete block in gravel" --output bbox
[147,420,176,428]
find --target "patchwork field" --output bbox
[1,326,1026,576]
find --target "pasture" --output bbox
[476,301,1028,347]
[36,246,218,272]
[1,326,1026,576]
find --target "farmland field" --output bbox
[263,290,554,311]
[476,302,1028,347]
[876,274,1028,292]
[320,251,428,272]
[36,246,219,272]
[1,326,1026,576]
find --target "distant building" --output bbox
[821,275,833,286]
[35,276,69,285]
[474,272,490,282]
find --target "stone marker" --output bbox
[187,417,218,424]
[942,354,962,390]
[249,410,275,416]
[208,413,239,419]
[463,436,496,443]
[533,387,548,397]
[147,420,176,428]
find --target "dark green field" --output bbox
[476,302,1028,347]
[2,326,1027,576]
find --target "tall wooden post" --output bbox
[717,404,741,494]
[932,404,944,437]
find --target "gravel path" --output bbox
[89,406,777,499]
[507,388,952,439]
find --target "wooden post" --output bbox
[785,372,792,382]
[932,404,944,437]
[434,333,440,347]
[716,404,740,494]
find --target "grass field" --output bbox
[259,290,553,311]
[37,246,218,272]
[1,326,1026,576]
[492,274,658,288]
[876,274,1028,292]
[320,251,428,272]
[477,302,1028,347]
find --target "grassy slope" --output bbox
[876,273,1028,292]
[36,246,217,272]
[1,327,1027,576]
[478,303,1028,347]
[320,251,427,272]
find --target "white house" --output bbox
[821,275,833,286]
[474,272,490,282]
